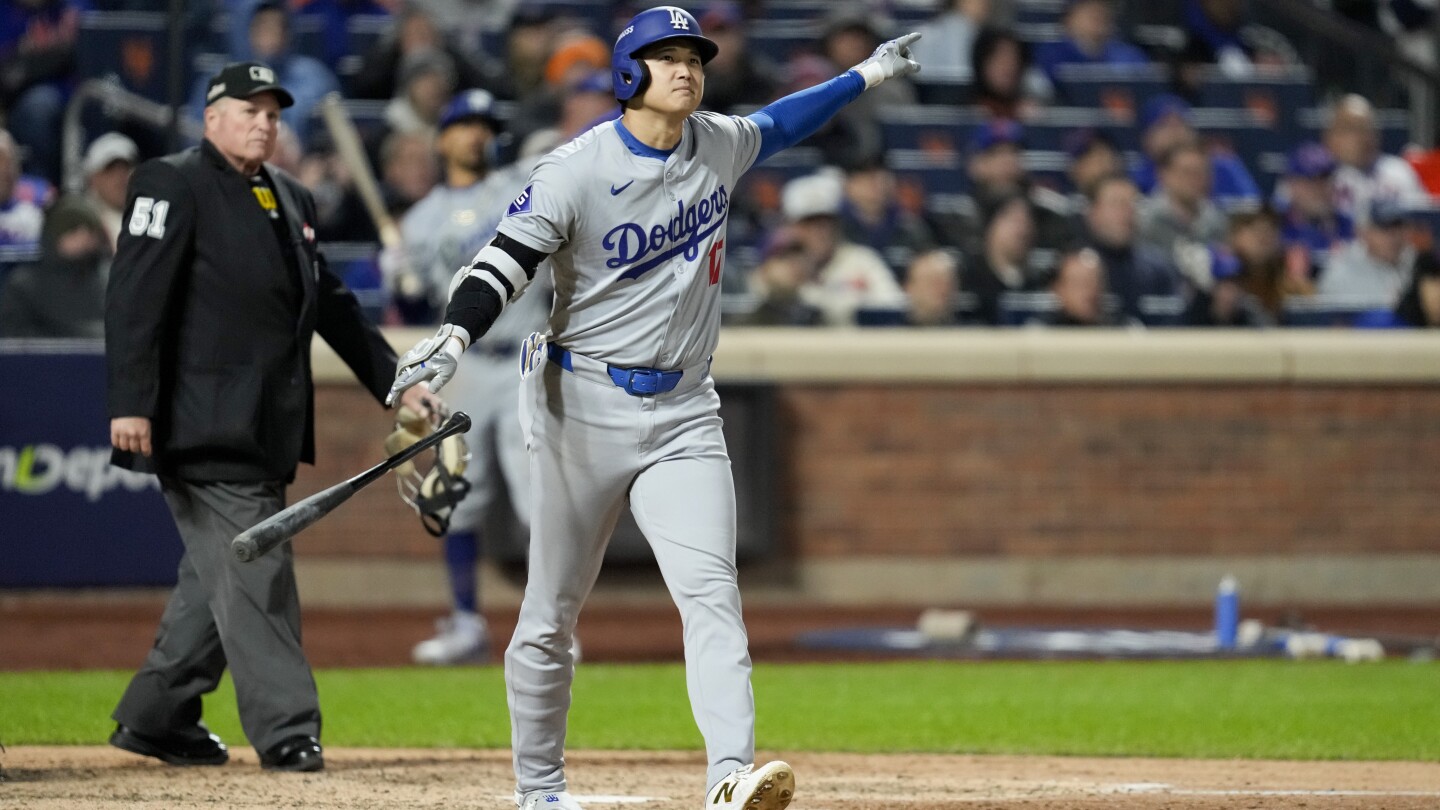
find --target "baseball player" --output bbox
[388,8,921,809]
[394,89,550,665]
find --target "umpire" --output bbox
[104,62,431,771]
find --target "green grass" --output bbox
[2,661,1435,760]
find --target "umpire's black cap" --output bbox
[205,61,295,108]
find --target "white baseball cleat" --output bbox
[704,761,795,810]
[412,611,488,665]
[516,789,586,810]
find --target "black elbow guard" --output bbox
[445,276,504,340]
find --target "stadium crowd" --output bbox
[2,0,1440,337]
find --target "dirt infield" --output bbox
[5,746,1439,809]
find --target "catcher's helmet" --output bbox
[612,6,719,102]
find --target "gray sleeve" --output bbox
[399,203,443,298]
[694,111,763,180]
[494,157,576,254]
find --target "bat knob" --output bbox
[233,535,260,563]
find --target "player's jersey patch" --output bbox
[507,185,534,217]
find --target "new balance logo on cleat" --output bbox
[516,789,585,810]
[705,761,794,810]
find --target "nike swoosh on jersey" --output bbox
[610,180,635,196]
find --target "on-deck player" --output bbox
[395,89,550,665]
[387,7,921,809]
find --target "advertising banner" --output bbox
[0,341,181,587]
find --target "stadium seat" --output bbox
[997,291,1060,326]
[77,11,173,102]
[1050,63,1169,116]
[888,149,968,196]
[1281,294,1396,327]
[1193,66,1316,133]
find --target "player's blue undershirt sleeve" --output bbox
[747,70,866,165]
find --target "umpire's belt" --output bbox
[546,343,696,397]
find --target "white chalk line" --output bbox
[1107,782,1440,797]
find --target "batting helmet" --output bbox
[439,88,503,132]
[612,6,719,102]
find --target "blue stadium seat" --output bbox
[1194,66,1316,136]
[1016,0,1067,25]
[747,25,819,63]
[544,0,613,35]
[997,291,1059,326]
[888,149,968,196]
[77,11,173,102]
[855,307,908,327]
[1281,294,1395,327]
[913,77,972,107]
[1050,63,1169,121]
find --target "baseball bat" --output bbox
[319,92,401,250]
[232,411,472,562]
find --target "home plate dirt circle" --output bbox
[4,747,1439,809]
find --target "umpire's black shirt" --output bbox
[106,138,396,482]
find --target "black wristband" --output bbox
[445,275,504,340]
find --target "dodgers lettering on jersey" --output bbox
[603,185,728,279]
[496,112,762,370]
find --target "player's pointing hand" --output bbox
[853,32,922,89]
[387,323,470,405]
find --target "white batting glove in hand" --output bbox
[387,323,470,405]
[853,32,922,89]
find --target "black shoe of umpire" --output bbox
[260,735,324,772]
[109,723,229,766]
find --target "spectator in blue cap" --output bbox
[1035,0,1149,87]
[959,119,1075,256]
[1319,198,1421,309]
[1063,127,1124,202]
[1273,141,1353,267]
[1131,92,1259,207]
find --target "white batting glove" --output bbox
[387,323,470,405]
[853,32,922,90]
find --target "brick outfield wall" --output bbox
[298,383,1440,560]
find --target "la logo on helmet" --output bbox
[668,8,690,29]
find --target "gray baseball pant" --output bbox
[506,350,754,794]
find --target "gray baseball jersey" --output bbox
[401,162,549,531]
[495,112,763,795]
[495,112,761,368]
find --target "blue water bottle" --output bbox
[1215,575,1239,650]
